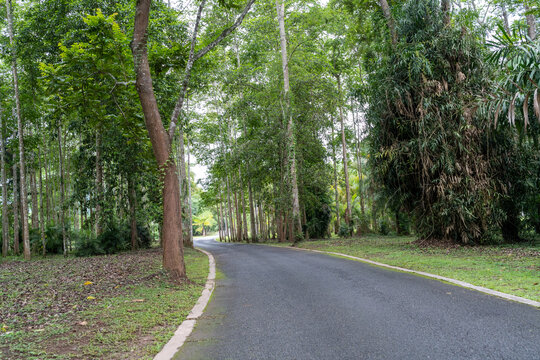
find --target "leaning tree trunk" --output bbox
[132,0,186,279]
[276,0,302,241]
[1,111,8,257]
[7,0,30,260]
[337,76,352,227]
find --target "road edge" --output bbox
[272,244,540,308]
[153,248,216,360]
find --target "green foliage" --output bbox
[367,0,500,244]
[74,235,105,257]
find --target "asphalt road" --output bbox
[175,239,540,360]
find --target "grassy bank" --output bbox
[275,235,540,302]
[0,248,208,359]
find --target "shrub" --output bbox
[339,223,352,238]
[74,235,105,257]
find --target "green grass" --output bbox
[272,235,540,302]
[0,248,209,359]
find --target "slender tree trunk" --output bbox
[95,131,103,236]
[239,170,249,242]
[234,186,242,242]
[186,140,194,247]
[218,198,224,242]
[353,109,365,217]
[379,0,398,46]
[501,4,510,33]
[442,0,451,26]
[13,163,19,255]
[7,0,30,260]
[356,143,365,217]
[226,176,234,242]
[337,76,352,228]
[248,183,257,242]
[128,177,138,250]
[331,120,340,234]
[177,127,192,247]
[524,5,537,40]
[276,0,302,241]
[1,112,8,257]
[31,170,38,229]
[132,0,186,280]
[58,126,67,256]
[39,144,45,255]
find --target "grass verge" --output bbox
[0,247,208,359]
[271,235,539,302]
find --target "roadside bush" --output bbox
[339,224,353,238]
[137,225,153,248]
[378,219,390,236]
[74,235,105,257]
[98,223,130,254]
[30,226,65,254]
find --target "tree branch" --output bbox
[168,0,256,141]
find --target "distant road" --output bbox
[175,239,540,360]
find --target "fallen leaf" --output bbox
[132,299,145,302]
[83,281,93,286]
[87,296,96,300]
[78,321,87,326]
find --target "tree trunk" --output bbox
[331,121,340,234]
[501,4,510,33]
[524,5,537,40]
[128,177,138,250]
[58,126,67,256]
[378,0,398,46]
[239,170,249,242]
[7,0,30,260]
[248,183,257,242]
[95,131,103,236]
[441,0,450,26]
[13,163,19,255]
[1,112,8,257]
[276,0,302,241]
[337,76,352,228]
[234,187,242,242]
[353,108,365,217]
[132,0,186,280]
[186,140,194,247]
[39,144,45,255]
[31,170,38,229]
[177,127,192,247]
[226,176,235,242]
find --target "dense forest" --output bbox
[0,0,538,279]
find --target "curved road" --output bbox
[175,239,540,360]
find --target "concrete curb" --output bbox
[283,245,540,308]
[154,248,216,360]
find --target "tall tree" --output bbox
[131,0,255,278]
[6,0,30,260]
[1,109,7,257]
[276,0,302,241]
